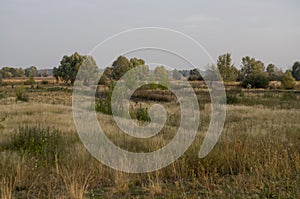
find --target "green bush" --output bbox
[95,97,112,115]
[15,84,29,102]
[136,108,151,122]
[0,92,4,99]
[241,74,269,89]
[7,126,65,165]
[226,95,239,104]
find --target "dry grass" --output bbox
[0,84,299,198]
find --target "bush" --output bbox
[0,92,4,99]
[95,97,112,115]
[41,80,49,85]
[226,95,239,104]
[188,75,201,81]
[15,84,29,102]
[241,74,269,89]
[281,70,295,89]
[8,126,64,165]
[136,108,151,122]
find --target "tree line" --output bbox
[1,52,299,89]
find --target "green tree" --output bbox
[281,70,295,89]
[76,56,99,84]
[188,69,203,81]
[266,64,283,81]
[172,69,182,80]
[240,56,269,88]
[154,66,169,87]
[217,53,239,81]
[54,52,97,84]
[292,61,300,81]
[28,69,35,85]
[25,66,38,77]
[112,56,133,80]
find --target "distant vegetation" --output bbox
[1,52,299,90]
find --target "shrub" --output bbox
[95,84,113,115]
[241,74,269,89]
[15,84,29,102]
[226,95,239,104]
[188,75,200,81]
[41,80,49,85]
[95,97,112,115]
[281,70,295,89]
[136,108,151,122]
[8,126,64,165]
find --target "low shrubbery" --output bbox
[7,126,64,165]
[15,84,29,102]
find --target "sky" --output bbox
[0,0,299,70]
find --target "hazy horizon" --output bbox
[1,0,299,70]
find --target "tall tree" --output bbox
[217,53,239,81]
[112,56,133,80]
[54,52,98,84]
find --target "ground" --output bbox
[0,80,299,198]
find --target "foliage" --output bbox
[95,82,114,115]
[0,67,25,78]
[240,56,269,88]
[112,56,133,80]
[99,56,148,85]
[204,64,221,82]
[15,84,28,102]
[188,69,203,81]
[54,52,98,84]
[136,108,151,122]
[241,73,269,89]
[8,126,64,165]
[281,70,295,89]
[25,66,38,77]
[154,66,169,87]
[226,95,239,104]
[292,61,300,80]
[217,53,239,81]
[266,64,283,81]
[172,69,182,80]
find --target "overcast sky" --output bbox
[0,0,299,70]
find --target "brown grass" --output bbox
[0,83,299,198]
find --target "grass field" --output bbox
[0,80,299,198]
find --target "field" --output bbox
[0,79,299,198]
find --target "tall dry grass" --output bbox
[0,88,299,198]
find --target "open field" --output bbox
[0,80,300,198]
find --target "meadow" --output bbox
[0,79,299,198]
